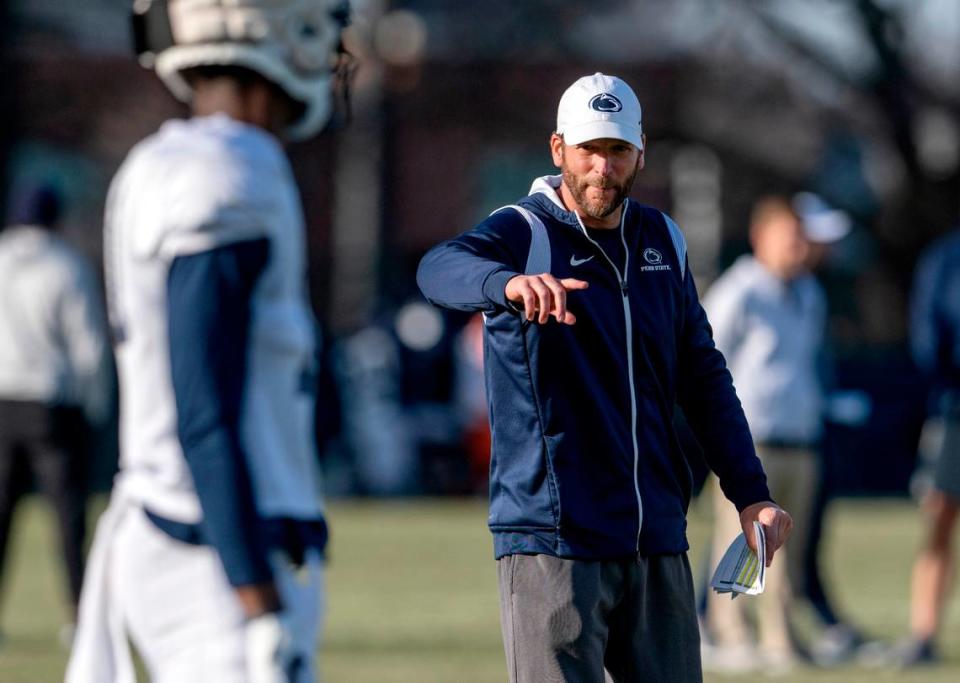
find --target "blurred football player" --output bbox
[66,1,350,681]
[0,183,111,643]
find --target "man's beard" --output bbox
[562,160,640,221]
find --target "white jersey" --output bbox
[105,113,324,523]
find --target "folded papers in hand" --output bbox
[710,521,766,599]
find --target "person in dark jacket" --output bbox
[894,226,960,667]
[416,72,793,683]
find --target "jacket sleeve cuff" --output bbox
[728,480,774,513]
[482,268,520,309]
[223,548,274,587]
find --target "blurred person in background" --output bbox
[335,321,417,495]
[418,72,792,683]
[894,224,960,667]
[65,1,350,681]
[0,183,111,644]
[702,196,824,673]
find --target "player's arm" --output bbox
[166,236,278,617]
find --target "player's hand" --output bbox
[739,501,792,567]
[237,582,283,618]
[245,611,297,683]
[505,273,588,325]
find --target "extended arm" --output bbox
[416,214,527,313]
[417,211,586,324]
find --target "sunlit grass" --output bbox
[0,496,957,682]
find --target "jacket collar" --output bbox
[520,174,629,232]
[520,175,584,228]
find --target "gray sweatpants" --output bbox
[497,553,702,683]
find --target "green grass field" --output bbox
[0,496,957,682]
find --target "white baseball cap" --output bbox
[556,72,643,150]
[793,192,851,243]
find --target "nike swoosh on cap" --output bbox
[570,254,594,267]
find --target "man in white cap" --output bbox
[418,73,792,682]
[66,2,350,681]
[702,194,851,672]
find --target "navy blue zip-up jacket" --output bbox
[417,175,770,560]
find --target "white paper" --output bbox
[709,521,766,598]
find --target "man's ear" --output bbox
[550,133,564,168]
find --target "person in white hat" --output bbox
[701,195,851,672]
[418,73,792,683]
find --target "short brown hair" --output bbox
[750,195,797,230]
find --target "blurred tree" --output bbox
[744,0,960,247]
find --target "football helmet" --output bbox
[132,0,350,140]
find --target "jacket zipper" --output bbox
[574,203,643,552]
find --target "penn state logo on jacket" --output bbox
[641,247,671,272]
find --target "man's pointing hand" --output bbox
[505,273,589,325]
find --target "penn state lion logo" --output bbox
[643,248,663,265]
[589,93,622,112]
